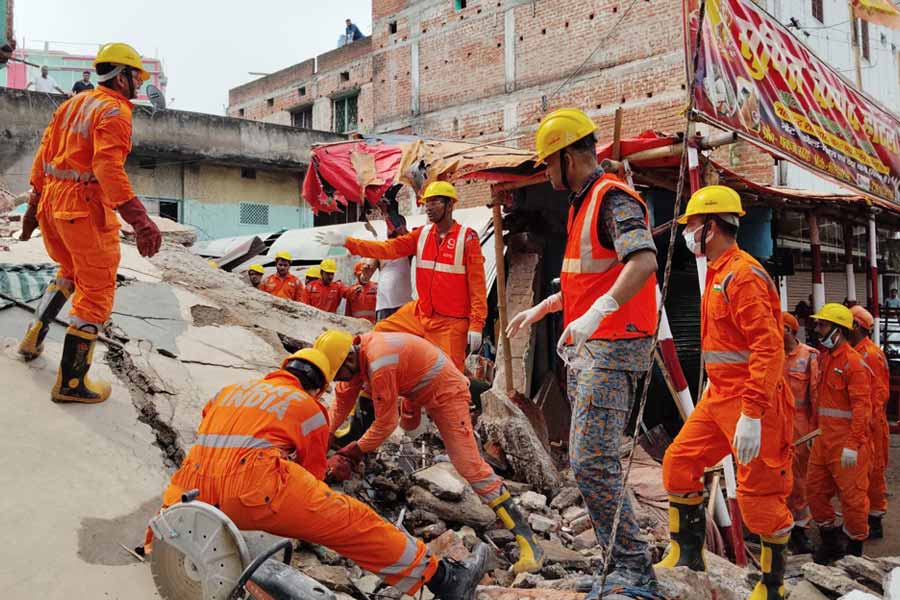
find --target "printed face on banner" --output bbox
[683,0,900,205]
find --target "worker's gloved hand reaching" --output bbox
[557,293,618,356]
[118,197,162,257]
[732,413,761,464]
[326,441,365,483]
[315,230,349,248]
[19,190,40,241]
[506,292,562,338]
[840,447,858,469]
[467,331,482,354]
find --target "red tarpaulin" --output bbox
[302,141,402,213]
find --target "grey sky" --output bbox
[15,1,372,115]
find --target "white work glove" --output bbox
[506,293,563,338]
[468,331,483,354]
[315,230,349,247]
[732,414,762,465]
[556,294,619,356]
[841,447,858,469]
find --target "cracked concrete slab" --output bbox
[111,280,186,355]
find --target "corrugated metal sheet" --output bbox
[786,271,868,310]
[0,263,56,309]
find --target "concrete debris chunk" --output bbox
[802,562,879,596]
[407,485,496,529]
[562,505,588,523]
[528,513,558,534]
[568,513,593,535]
[550,487,583,511]
[885,567,900,600]
[655,566,715,600]
[572,528,598,551]
[835,555,888,588]
[789,580,831,600]
[412,462,467,501]
[537,539,589,570]
[427,530,470,562]
[518,490,548,511]
[838,591,882,600]
[302,565,355,594]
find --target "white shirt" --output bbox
[375,257,413,312]
[31,75,59,93]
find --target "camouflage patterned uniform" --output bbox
[561,171,657,588]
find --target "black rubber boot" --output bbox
[868,515,883,540]
[18,279,72,361]
[748,534,788,599]
[814,526,845,565]
[52,326,111,404]
[426,542,488,600]
[655,495,706,572]
[845,539,863,557]
[333,392,375,447]
[488,489,544,573]
[789,526,814,555]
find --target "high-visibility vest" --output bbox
[560,173,657,341]
[415,222,475,319]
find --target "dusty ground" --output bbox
[864,433,900,558]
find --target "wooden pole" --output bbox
[612,107,623,162]
[491,192,514,392]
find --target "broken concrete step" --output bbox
[802,562,879,597]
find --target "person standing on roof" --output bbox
[345,262,378,323]
[315,181,486,371]
[307,258,349,313]
[260,251,305,302]
[656,185,794,600]
[782,312,819,554]
[247,263,264,289]
[505,108,659,599]
[314,329,545,575]
[17,42,162,404]
[145,347,488,600]
[847,305,890,540]
[807,303,873,563]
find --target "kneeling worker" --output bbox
[315,329,544,574]
[147,347,487,600]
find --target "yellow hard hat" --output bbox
[275,250,293,262]
[208,260,218,268]
[534,108,598,163]
[248,264,264,274]
[419,181,458,205]
[306,266,321,279]
[281,347,334,387]
[313,330,354,379]
[94,42,150,82]
[811,303,854,330]
[320,258,337,273]
[677,185,746,224]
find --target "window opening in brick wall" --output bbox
[861,19,871,60]
[454,0,467,10]
[811,0,823,23]
[159,200,179,222]
[240,202,269,226]
[241,167,257,179]
[292,106,313,129]
[238,108,245,116]
[340,71,350,82]
[266,97,274,107]
[333,93,359,132]
[389,21,398,34]
[298,86,306,96]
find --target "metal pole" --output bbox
[491,193,514,392]
[844,222,857,302]
[869,216,881,346]
[808,213,825,311]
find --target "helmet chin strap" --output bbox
[700,217,713,256]
[560,148,570,190]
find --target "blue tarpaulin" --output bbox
[0,264,57,309]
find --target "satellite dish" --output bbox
[146,84,166,110]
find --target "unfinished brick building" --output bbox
[228,0,775,209]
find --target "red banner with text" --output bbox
[684,0,900,205]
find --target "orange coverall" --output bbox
[785,344,819,527]
[152,370,438,595]
[307,279,349,313]
[345,223,486,371]
[332,332,504,501]
[855,336,890,518]
[807,342,872,540]
[260,273,305,302]
[29,86,137,324]
[662,245,795,536]
[346,281,378,322]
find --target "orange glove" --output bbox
[118,197,162,257]
[325,441,364,483]
[19,191,39,241]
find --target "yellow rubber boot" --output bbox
[748,534,788,599]
[18,279,73,361]
[489,489,545,574]
[655,495,707,572]
[52,326,111,404]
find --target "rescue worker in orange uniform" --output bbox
[247,263,265,289]
[847,305,890,540]
[807,303,872,562]
[306,258,349,313]
[314,329,544,575]
[148,347,488,600]
[507,109,660,598]
[345,261,378,322]
[658,186,794,600]
[17,42,162,404]
[783,312,819,554]
[315,181,486,371]
[304,265,321,287]
[259,251,305,302]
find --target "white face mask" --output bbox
[683,225,714,256]
[820,326,841,350]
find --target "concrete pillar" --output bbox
[779,276,789,313]
[411,41,420,116]
[844,222,856,302]
[869,216,881,345]
[504,8,516,93]
[808,212,825,311]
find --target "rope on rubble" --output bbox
[596,1,707,597]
